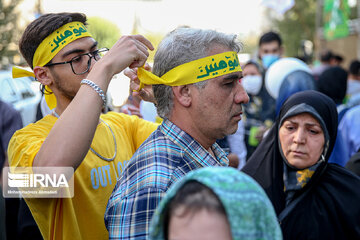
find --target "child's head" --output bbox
[149,167,282,240]
[163,180,231,240]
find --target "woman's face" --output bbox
[168,206,232,240]
[242,64,261,77]
[279,113,325,169]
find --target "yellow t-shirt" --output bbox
[8,112,158,240]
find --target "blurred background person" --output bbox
[345,148,360,177]
[240,31,283,159]
[0,100,22,240]
[264,57,316,116]
[338,104,360,166]
[317,66,348,107]
[241,60,274,159]
[312,49,334,80]
[336,60,360,128]
[258,31,283,70]
[215,120,247,170]
[316,66,348,166]
[346,60,360,102]
[226,120,247,169]
[119,92,143,118]
[149,167,282,240]
[331,54,344,66]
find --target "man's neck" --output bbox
[53,96,71,116]
[349,74,360,82]
[169,113,216,151]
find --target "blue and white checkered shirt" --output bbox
[104,119,228,239]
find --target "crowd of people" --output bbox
[1,11,360,240]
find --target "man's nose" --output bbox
[235,82,249,104]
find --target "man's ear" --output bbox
[33,66,53,86]
[172,85,192,107]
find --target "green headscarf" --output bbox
[149,167,282,240]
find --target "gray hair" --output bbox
[152,27,242,119]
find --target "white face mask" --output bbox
[242,75,262,95]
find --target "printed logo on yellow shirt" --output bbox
[89,160,130,189]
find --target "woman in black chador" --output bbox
[242,90,360,239]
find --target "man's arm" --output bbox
[32,35,154,169]
[105,187,165,240]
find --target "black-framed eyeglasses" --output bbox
[45,47,109,75]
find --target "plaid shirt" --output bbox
[105,119,228,239]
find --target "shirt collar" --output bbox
[160,119,229,167]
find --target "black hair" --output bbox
[19,12,87,68]
[317,66,348,104]
[319,50,334,62]
[349,60,360,75]
[259,31,282,47]
[243,60,261,72]
[162,180,227,240]
[333,55,343,63]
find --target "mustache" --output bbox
[232,105,243,116]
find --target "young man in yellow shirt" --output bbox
[8,12,157,239]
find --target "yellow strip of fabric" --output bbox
[12,22,92,110]
[296,169,315,188]
[137,51,242,90]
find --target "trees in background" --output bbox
[265,0,317,61]
[87,16,121,49]
[0,0,22,69]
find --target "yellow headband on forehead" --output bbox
[137,51,242,90]
[12,21,92,110]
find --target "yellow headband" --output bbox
[12,21,92,110]
[137,51,242,89]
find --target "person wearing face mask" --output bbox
[240,32,282,159]
[258,31,283,70]
[242,60,276,159]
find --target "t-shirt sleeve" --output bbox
[131,117,159,150]
[106,112,159,151]
[8,126,46,168]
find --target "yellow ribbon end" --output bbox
[12,66,35,79]
[44,85,57,110]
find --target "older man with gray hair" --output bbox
[105,27,249,239]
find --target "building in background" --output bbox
[315,0,360,68]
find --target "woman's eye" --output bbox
[285,125,295,131]
[309,129,319,134]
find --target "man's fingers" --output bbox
[144,63,152,71]
[124,68,138,81]
[130,79,140,91]
[133,35,154,51]
[134,41,150,57]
